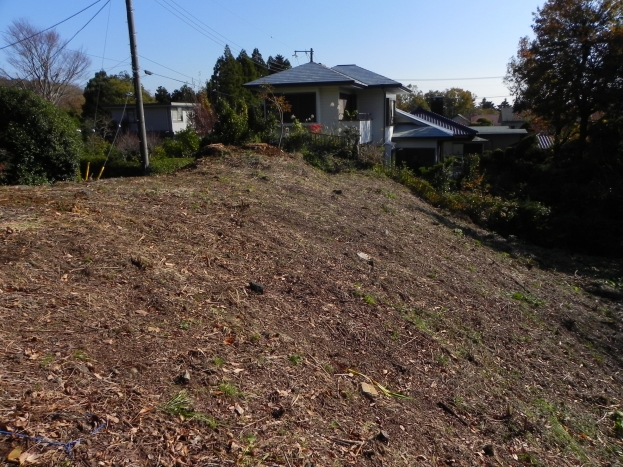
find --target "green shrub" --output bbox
[153,128,200,159]
[418,158,456,193]
[150,157,193,174]
[0,87,82,185]
[210,101,250,145]
[385,164,550,242]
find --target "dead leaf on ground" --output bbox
[6,447,22,464]
[18,452,42,465]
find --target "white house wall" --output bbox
[171,110,192,133]
[269,86,395,144]
[317,86,340,129]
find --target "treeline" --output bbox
[395,0,623,258]
[0,41,294,184]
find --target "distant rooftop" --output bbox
[410,107,478,137]
[500,107,524,122]
[474,126,527,135]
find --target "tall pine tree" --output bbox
[267,55,291,74]
[207,45,245,112]
[251,48,268,78]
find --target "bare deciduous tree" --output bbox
[188,92,216,137]
[1,19,91,105]
[260,85,291,148]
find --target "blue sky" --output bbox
[0,0,543,106]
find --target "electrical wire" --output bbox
[139,55,195,80]
[161,0,292,75]
[150,0,290,74]
[152,0,229,49]
[100,94,132,177]
[48,0,111,64]
[92,0,114,153]
[143,70,189,85]
[163,0,246,51]
[397,76,505,81]
[205,0,289,48]
[0,0,105,51]
[101,0,112,70]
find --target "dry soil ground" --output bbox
[0,149,622,466]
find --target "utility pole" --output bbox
[125,0,149,174]
[294,48,314,63]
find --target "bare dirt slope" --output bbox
[1,150,622,466]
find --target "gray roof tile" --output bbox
[244,62,362,88]
[331,65,403,88]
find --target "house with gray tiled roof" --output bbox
[244,61,410,157]
[392,108,484,168]
[391,107,536,168]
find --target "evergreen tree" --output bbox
[171,84,195,102]
[499,98,511,108]
[251,48,268,78]
[237,49,259,84]
[82,71,154,127]
[267,55,291,74]
[479,98,496,110]
[206,46,250,142]
[236,50,266,134]
[155,86,171,104]
[207,45,245,111]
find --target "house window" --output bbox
[172,107,182,121]
[281,93,316,122]
[338,93,357,120]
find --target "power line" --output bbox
[164,0,245,51]
[0,0,105,51]
[139,55,195,80]
[143,70,190,85]
[206,0,289,48]
[100,0,113,70]
[150,0,290,74]
[48,0,111,64]
[152,0,229,49]
[397,76,505,81]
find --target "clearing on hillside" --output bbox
[0,149,622,466]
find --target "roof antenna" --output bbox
[294,48,314,63]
